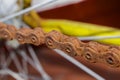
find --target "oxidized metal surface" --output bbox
[28,28,45,45]
[1,22,120,68]
[0,23,16,40]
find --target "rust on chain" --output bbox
[28,28,45,45]
[45,30,63,49]
[0,23,16,40]
[0,22,6,29]
[15,28,32,44]
[1,22,120,68]
[59,37,84,56]
[102,46,120,67]
[82,42,109,63]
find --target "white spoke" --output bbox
[28,46,51,80]
[18,50,37,68]
[79,35,120,41]
[0,69,25,80]
[5,55,12,68]
[0,0,57,22]
[21,58,29,80]
[54,49,105,80]
[10,52,24,73]
[18,49,51,80]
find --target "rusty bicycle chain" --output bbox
[0,22,120,68]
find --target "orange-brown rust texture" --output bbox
[15,28,32,44]
[102,46,120,68]
[0,22,6,29]
[1,22,120,68]
[81,42,109,63]
[45,30,64,49]
[28,28,45,45]
[45,30,84,56]
[59,37,84,56]
[6,25,17,39]
[0,23,16,40]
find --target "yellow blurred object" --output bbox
[40,19,117,36]
[94,30,120,45]
[23,11,117,36]
[23,0,31,8]
[22,2,120,45]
